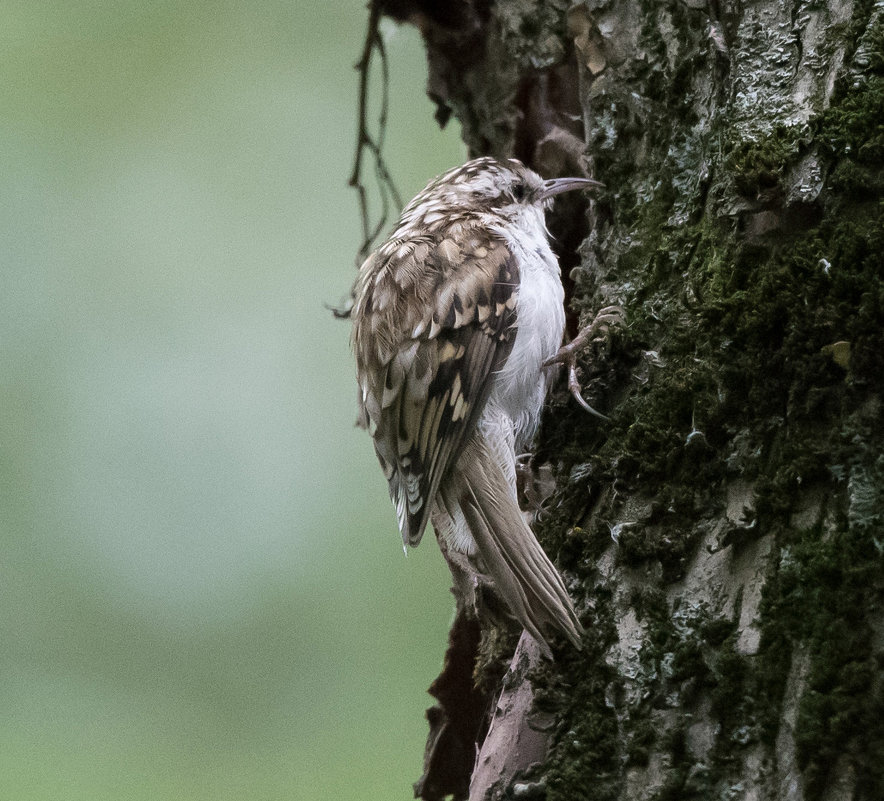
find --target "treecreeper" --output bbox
[351,157,620,657]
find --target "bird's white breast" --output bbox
[488,207,565,449]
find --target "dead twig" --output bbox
[349,2,402,265]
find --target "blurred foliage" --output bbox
[0,2,464,798]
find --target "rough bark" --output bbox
[375,1,884,799]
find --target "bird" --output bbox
[351,156,612,657]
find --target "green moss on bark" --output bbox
[532,31,884,801]
[530,590,621,801]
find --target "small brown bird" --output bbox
[352,157,611,656]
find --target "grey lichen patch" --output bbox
[846,457,884,533]
[530,531,765,799]
[732,0,855,137]
[730,4,803,133]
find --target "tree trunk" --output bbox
[375,1,884,799]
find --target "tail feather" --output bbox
[457,436,583,656]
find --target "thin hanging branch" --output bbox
[331,1,403,320]
[349,0,402,263]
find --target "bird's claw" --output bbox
[543,305,624,419]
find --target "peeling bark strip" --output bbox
[366,1,884,799]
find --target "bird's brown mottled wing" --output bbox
[353,222,518,547]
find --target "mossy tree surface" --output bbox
[378,1,884,799]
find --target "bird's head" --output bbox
[400,157,602,230]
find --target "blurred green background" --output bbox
[0,2,465,799]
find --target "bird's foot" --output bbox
[543,305,624,419]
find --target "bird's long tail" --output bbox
[455,435,583,658]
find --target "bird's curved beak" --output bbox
[539,176,604,201]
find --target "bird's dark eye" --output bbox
[511,182,527,202]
